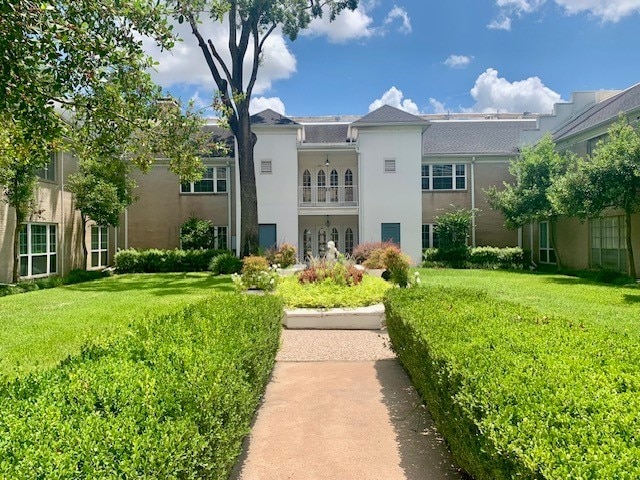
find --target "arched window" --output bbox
[345,169,354,203]
[330,169,339,202]
[345,228,354,256]
[318,228,327,257]
[302,169,311,203]
[317,169,326,202]
[303,228,312,260]
[331,227,339,250]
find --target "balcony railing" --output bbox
[298,186,358,207]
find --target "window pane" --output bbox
[180,183,191,193]
[19,225,27,255]
[193,179,214,192]
[49,225,56,253]
[433,164,452,176]
[50,254,57,273]
[92,252,99,267]
[101,252,108,266]
[422,224,430,249]
[216,179,227,192]
[455,164,466,176]
[540,222,548,249]
[433,177,453,190]
[455,176,466,189]
[20,259,28,277]
[32,256,47,275]
[101,227,108,249]
[91,226,99,250]
[432,229,439,249]
[31,225,47,254]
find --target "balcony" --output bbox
[298,186,359,215]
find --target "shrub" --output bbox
[434,207,474,264]
[382,247,411,287]
[0,294,282,479]
[266,243,297,268]
[385,286,640,480]
[297,257,364,286]
[114,248,229,273]
[277,275,390,308]
[352,241,397,264]
[0,269,108,297]
[209,252,242,275]
[180,216,217,250]
[468,246,525,269]
[233,256,278,291]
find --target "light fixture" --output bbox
[325,215,331,227]
[325,156,330,167]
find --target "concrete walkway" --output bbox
[230,330,465,480]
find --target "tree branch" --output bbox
[247,22,276,98]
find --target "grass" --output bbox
[418,268,640,335]
[276,275,391,308]
[0,273,233,379]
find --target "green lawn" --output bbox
[0,273,233,378]
[418,268,640,335]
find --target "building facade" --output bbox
[2,83,640,283]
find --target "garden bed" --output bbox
[283,304,385,330]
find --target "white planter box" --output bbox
[283,304,385,330]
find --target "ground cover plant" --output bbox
[277,275,390,308]
[0,273,233,379]
[386,271,640,478]
[0,294,282,479]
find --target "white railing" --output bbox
[298,186,358,207]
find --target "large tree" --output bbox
[551,116,640,279]
[486,134,569,267]
[173,0,358,255]
[1,1,208,281]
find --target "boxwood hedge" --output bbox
[114,248,230,273]
[385,286,640,480]
[0,294,282,479]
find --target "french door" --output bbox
[300,224,357,261]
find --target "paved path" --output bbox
[230,330,465,480]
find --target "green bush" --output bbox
[385,286,640,479]
[266,243,297,268]
[277,275,390,308]
[232,255,279,291]
[0,269,108,297]
[209,252,242,275]
[468,246,525,269]
[114,248,230,273]
[180,216,217,250]
[0,294,282,479]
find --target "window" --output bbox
[302,169,312,203]
[381,223,401,246]
[422,164,467,191]
[214,226,228,250]
[91,226,108,268]
[421,224,439,249]
[181,167,227,193]
[345,169,354,202]
[331,227,339,248]
[539,221,556,264]
[591,216,627,272]
[260,160,272,174]
[587,134,608,156]
[36,153,56,182]
[303,229,312,259]
[384,159,396,173]
[317,169,326,202]
[19,223,57,278]
[318,228,327,257]
[345,228,354,255]
[330,169,339,202]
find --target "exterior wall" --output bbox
[358,126,423,264]
[253,128,299,247]
[126,159,234,250]
[421,156,518,249]
[0,151,84,283]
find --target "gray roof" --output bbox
[422,121,537,156]
[554,83,640,140]
[303,124,350,144]
[352,105,426,125]
[203,124,234,156]
[251,109,298,126]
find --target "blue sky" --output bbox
[144,0,640,117]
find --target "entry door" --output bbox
[300,225,357,260]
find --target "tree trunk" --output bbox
[235,101,259,257]
[11,207,23,284]
[549,217,563,270]
[82,214,89,270]
[626,210,637,279]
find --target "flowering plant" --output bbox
[232,256,279,292]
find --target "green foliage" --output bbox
[434,207,473,263]
[0,270,108,297]
[266,243,298,268]
[352,241,397,264]
[180,216,217,250]
[297,258,364,286]
[0,294,282,479]
[277,275,390,308]
[382,248,411,287]
[233,256,278,291]
[385,286,640,479]
[114,249,229,273]
[467,246,525,269]
[486,134,568,228]
[209,252,243,275]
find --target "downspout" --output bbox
[471,156,476,247]
[60,151,65,274]
[124,208,129,249]
[356,147,363,246]
[234,138,241,257]
[227,162,232,251]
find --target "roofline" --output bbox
[298,145,357,152]
[554,105,640,142]
[422,153,516,158]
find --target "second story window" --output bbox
[37,153,57,182]
[181,166,227,194]
[422,164,467,191]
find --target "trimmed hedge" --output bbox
[385,287,640,479]
[0,269,108,297]
[114,248,230,273]
[423,246,525,270]
[0,294,282,479]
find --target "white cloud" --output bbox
[487,16,512,30]
[469,68,562,113]
[384,6,412,34]
[249,96,286,115]
[444,54,473,68]
[428,98,448,114]
[491,0,640,28]
[141,19,296,95]
[368,86,420,114]
[304,5,375,43]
